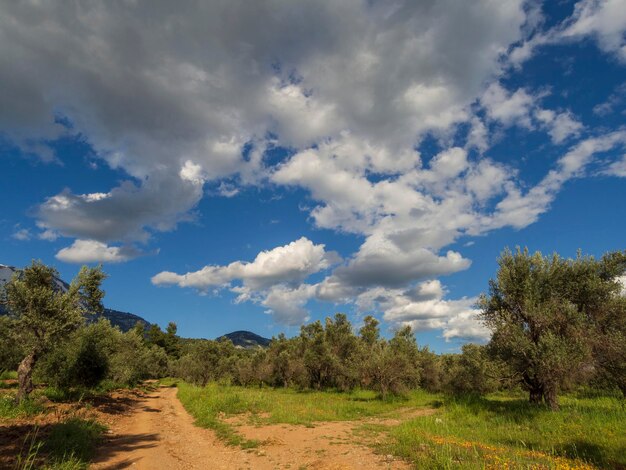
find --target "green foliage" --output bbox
[442,344,506,396]
[4,261,106,401]
[36,319,169,392]
[0,316,23,372]
[480,248,626,409]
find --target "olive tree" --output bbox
[4,261,106,402]
[480,248,626,410]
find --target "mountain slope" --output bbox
[218,330,271,348]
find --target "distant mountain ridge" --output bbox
[0,263,149,332]
[218,330,271,348]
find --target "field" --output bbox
[175,382,626,469]
[2,378,624,469]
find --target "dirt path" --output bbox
[92,386,430,469]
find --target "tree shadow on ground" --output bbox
[90,432,159,469]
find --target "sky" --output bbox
[1,0,625,352]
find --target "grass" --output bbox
[175,382,624,468]
[380,392,626,469]
[13,418,106,470]
[0,395,44,419]
[176,381,437,448]
[0,370,18,380]
[43,418,106,464]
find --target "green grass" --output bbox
[0,370,17,380]
[43,418,106,464]
[175,383,624,468]
[176,382,436,448]
[381,392,626,469]
[0,394,44,419]
[13,419,106,470]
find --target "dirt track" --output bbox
[91,386,429,469]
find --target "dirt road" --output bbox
[91,386,424,469]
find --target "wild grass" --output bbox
[176,382,624,468]
[12,418,105,470]
[176,381,437,448]
[0,395,44,419]
[0,370,18,380]
[380,391,626,469]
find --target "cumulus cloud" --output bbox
[0,0,529,248]
[509,0,626,66]
[36,172,203,243]
[152,237,339,291]
[559,0,626,62]
[11,228,31,241]
[535,109,584,144]
[152,237,339,323]
[56,239,142,264]
[481,83,536,128]
[356,280,490,342]
[260,284,318,325]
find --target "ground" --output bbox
[91,385,427,469]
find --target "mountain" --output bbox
[0,263,149,332]
[218,330,271,348]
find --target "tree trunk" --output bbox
[528,385,543,405]
[16,352,37,403]
[543,386,559,411]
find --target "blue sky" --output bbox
[1,0,625,352]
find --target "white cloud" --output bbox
[356,280,490,342]
[559,0,626,62]
[260,284,317,325]
[56,239,142,264]
[482,130,626,230]
[38,229,59,241]
[481,83,536,128]
[12,228,31,241]
[442,311,491,342]
[603,155,626,176]
[152,237,339,291]
[535,109,584,144]
[509,0,626,67]
[0,0,528,250]
[36,171,203,243]
[331,238,471,290]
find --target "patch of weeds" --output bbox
[43,418,106,465]
[0,370,17,380]
[0,395,44,419]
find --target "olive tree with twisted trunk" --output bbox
[3,260,106,402]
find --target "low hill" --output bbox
[218,330,271,348]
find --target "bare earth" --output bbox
[91,386,434,470]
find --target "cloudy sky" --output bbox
[1,0,625,351]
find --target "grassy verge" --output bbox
[13,418,106,470]
[175,381,437,448]
[380,392,626,469]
